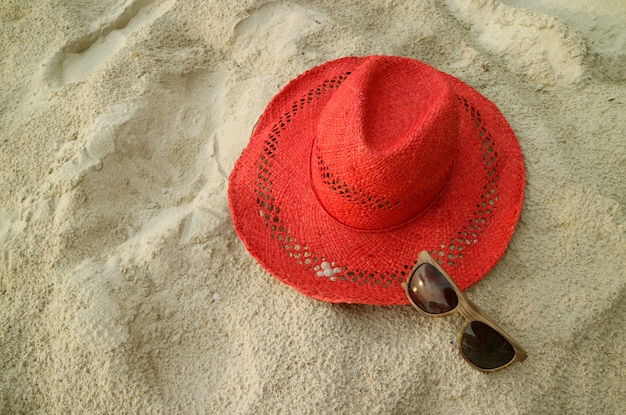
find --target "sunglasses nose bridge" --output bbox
[456,295,483,321]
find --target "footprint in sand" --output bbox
[44,0,175,89]
[233,2,328,63]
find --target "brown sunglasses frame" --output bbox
[402,250,528,372]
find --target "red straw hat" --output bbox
[229,56,525,305]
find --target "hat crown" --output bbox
[312,56,459,230]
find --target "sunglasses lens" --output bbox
[408,263,459,314]
[461,321,516,370]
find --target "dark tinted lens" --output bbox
[461,321,516,370]
[407,263,459,314]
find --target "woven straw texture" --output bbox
[228,56,525,305]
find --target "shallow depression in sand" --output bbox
[44,0,175,89]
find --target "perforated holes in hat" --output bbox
[432,97,501,268]
[315,150,405,211]
[254,72,352,280]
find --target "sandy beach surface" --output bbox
[1,0,625,413]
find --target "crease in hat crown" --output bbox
[312,56,460,230]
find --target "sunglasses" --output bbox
[402,251,527,372]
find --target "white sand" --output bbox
[1,0,625,413]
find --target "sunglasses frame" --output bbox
[402,250,528,372]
